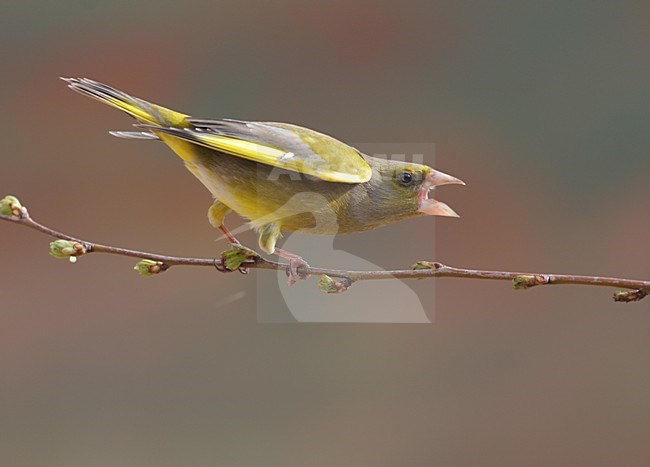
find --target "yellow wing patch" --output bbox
[185,131,372,184]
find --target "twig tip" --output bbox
[0,195,25,219]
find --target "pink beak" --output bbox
[417,169,464,217]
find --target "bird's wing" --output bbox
[143,119,372,184]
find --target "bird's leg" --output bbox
[208,200,251,273]
[218,224,241,246]
[275,248,310,285]
[258,222,309,285]
[208,200,242,246]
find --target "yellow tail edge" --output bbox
[62,77,188,127]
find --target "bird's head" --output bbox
[361,158,464,224]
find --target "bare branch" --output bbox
[1,195,648,301]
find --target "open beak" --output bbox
[417,169,464,217]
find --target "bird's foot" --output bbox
[287,257,310,285]
[275,248,310,285]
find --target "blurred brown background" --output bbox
[1,1,649,465]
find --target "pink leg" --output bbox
[219,225,240,245]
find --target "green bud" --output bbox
[512,275,549,290]
[0,195,23,218]
[221,245,258,271]
[512,276,533,290]
[410,261,443,279]
[49,240,87,260]
[613,289,648,303]
[318,274,351,293]
[134,259,167,276]
[410,261,441,271]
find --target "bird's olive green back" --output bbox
[151,120,373,184]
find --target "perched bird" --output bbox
[63,78,464,284]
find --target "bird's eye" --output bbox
[397,171,414,185]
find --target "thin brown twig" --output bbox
[1,197,648,301]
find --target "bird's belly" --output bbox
[187,159,344,235]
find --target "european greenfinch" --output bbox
[63,78,464,284]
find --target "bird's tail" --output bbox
[62,77,189,128]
